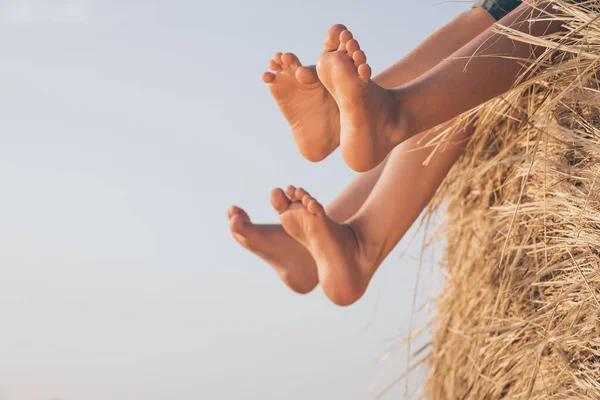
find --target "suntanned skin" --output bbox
[229,8,494,304]
[272,123,471,306]
[252,1,570,306]
[319,1,567,172]
[262,8,494,164]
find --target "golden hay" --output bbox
[398,1,600,398]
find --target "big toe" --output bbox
[228,205,250,220]
[323,23,348,52]
[229,213,250,235]
[271,188,291,214]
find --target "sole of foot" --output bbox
[271,185,373,306]
[228,205,319,294]
[262,24,349,162]
[317,28,409,172]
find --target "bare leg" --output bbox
[273,123,472,306]
[228,158,388,294]
[319,2,566,171]
[266,8,494,165]
[230,8,495,296]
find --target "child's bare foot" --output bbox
[228,206,318,294]
[262,24,347,162]
[317,29,410,172]
[271,186,375,306]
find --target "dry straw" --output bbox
[388,1,600,398]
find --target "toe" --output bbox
[282,53,301,69]
[346,39,360,54]
[230,213,249,234]
[271,188,291,214]
[295,187,309,200]
[307,198,326,217]
[338,30,353,51]
[229,214,254,248]
[273,52,283,66]
[301,194,311,207]
[285,185,298,200]
[352,50,367,67]
[340,30,353,44]
[268,59,281,72]
[323,23,348,52]
[227,205,237,219]
[228,205,250,221]
[228,206,252,238]
[357,63,372,83]
[296,66,319,85]
[262,71,276,83]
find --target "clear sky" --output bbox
[0,1,467,399]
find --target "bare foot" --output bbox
[228,205,318,294]
[263,24,347,162]
[317,29,410,172]
[271,186,374,306]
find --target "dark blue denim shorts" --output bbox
[473,0,587,21]
[473,0,523,21]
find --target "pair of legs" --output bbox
[261,26,394,171]
[228,12,501,305]
[242,2,568,305]
[230,123,471,306]
[231,0,565,305]
[265,2,569,173]
[229,123,470,306]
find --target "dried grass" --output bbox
[401,1,600,398]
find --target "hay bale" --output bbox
[421,2,600,398]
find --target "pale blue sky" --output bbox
[0,1,467,399]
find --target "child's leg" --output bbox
[228,157,388,294]
[265,7,494,164]
[232,7,493,298]
[399,1,565,136]
[272,122,471,306]
[319,1,565,172]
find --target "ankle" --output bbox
[389,88,417,143]
[345,220,385,277]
